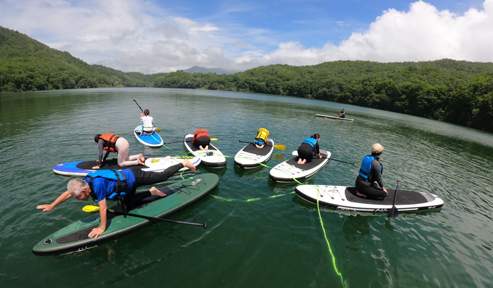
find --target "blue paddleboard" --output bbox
[134,125,164,147]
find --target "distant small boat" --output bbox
[316,114,354,121]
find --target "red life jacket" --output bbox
[99,133,120,153]
[193,129,209,144]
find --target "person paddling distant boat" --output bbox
[93,133,145,169]
[355,143,388,199]
[339,108,346,118]
[297,133,322,165]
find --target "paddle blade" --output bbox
[387,206,399,219]
[274,144,286,150]
[82,205,100,213]
[156,128,161,133]
[210,138,218,141]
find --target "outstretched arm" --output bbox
[89,198,107,238]
[36,191,72,211]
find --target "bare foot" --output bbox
[138,158,146,166]
[139,153,145,162]
[92,166,100,170]
[199,145,209,151]
[182,159,196,172]
[149,187,167,197]
[356,191,367,198]
[297,158,306,165]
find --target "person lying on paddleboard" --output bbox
[297,133,322,165]
[93,133,146,170]
[355,143,388,199]
[254,128,270,148]
[137,109,157,135]
[339,108,346,118]
[37,159,197,239]
[193,129,211,151]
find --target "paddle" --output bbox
[133,100,161,133]
[387,180,400,219]
[291,151,354,164]
[238,140,286,150]
[83,205,207,229]
[164,138,218,145]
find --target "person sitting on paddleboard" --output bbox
[339,108,346,118]
[254,128,270,148]
[137,109,157,134]
[355,143,388,199]
[93,133,145,169]
[193,129,210,151]
[37,159,197,239]
[297,133,322,165]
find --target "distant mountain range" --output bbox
[182,66,239,75]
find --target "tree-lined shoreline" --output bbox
[1,26,492,132]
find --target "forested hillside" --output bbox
[154,60,493,132]
[0,26,159,92]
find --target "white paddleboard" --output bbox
[269,150,331,183]
[234,139,275,169]
[316,114,354,121]
[183,134,227,168]
[295,185,444,212]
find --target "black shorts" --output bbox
[297,144,314,162]
[193,136,210,149]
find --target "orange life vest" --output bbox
[99,133,120,153]
[193,129,209,144]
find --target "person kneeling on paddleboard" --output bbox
[339,108,346,118]
[297,133,322,165]
[254,128,270,148]
[193,129,211,151]
[355,143,388,199]
[37,159,197,239]
[137,109,157,135]
[93,133,146,169]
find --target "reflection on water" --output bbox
[0,88,492,288]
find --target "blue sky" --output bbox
[0,0,491,73]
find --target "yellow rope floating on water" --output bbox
[316,187,347,288]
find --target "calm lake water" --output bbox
[1,88,492,288]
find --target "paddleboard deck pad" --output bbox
[269,150,331,183]
[234,140,275,169]
[316,114,354,121]
[33,173,219,256]
[183,134,227,168]
[295,185,444,212]
[134,125,164,147]
[53,156,201,176]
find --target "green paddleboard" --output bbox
[33,173,219,256]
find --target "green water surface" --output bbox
[0,88,492,288]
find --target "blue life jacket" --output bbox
[302,137,317,149]
[358,155,383,179]
[84,170,128,200]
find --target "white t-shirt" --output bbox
[140,115,154,131]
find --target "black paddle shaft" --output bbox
[387,180,400,219]
[133,100,143,112]
[109,209,207,229]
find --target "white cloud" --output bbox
[0,0,492,73]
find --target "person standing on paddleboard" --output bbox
[193,129,211,151]
[355,143,388,199]
[137,109,157,134]
[93,133,145,169]
[37,159,197,239]
[297,133,322,165]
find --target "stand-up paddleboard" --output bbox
[295,185,444,212]
[269,150,331,183]
[33,173,219,256]
[134,125,164,147]
[234,139,275,169]
[183,134,227,168]
[316,114,354,121]
[53,155,201,176]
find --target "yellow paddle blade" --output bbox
[274,144,286,150]
[156,128,161,133]
[82,205,100,213]
[211,138,218,141]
